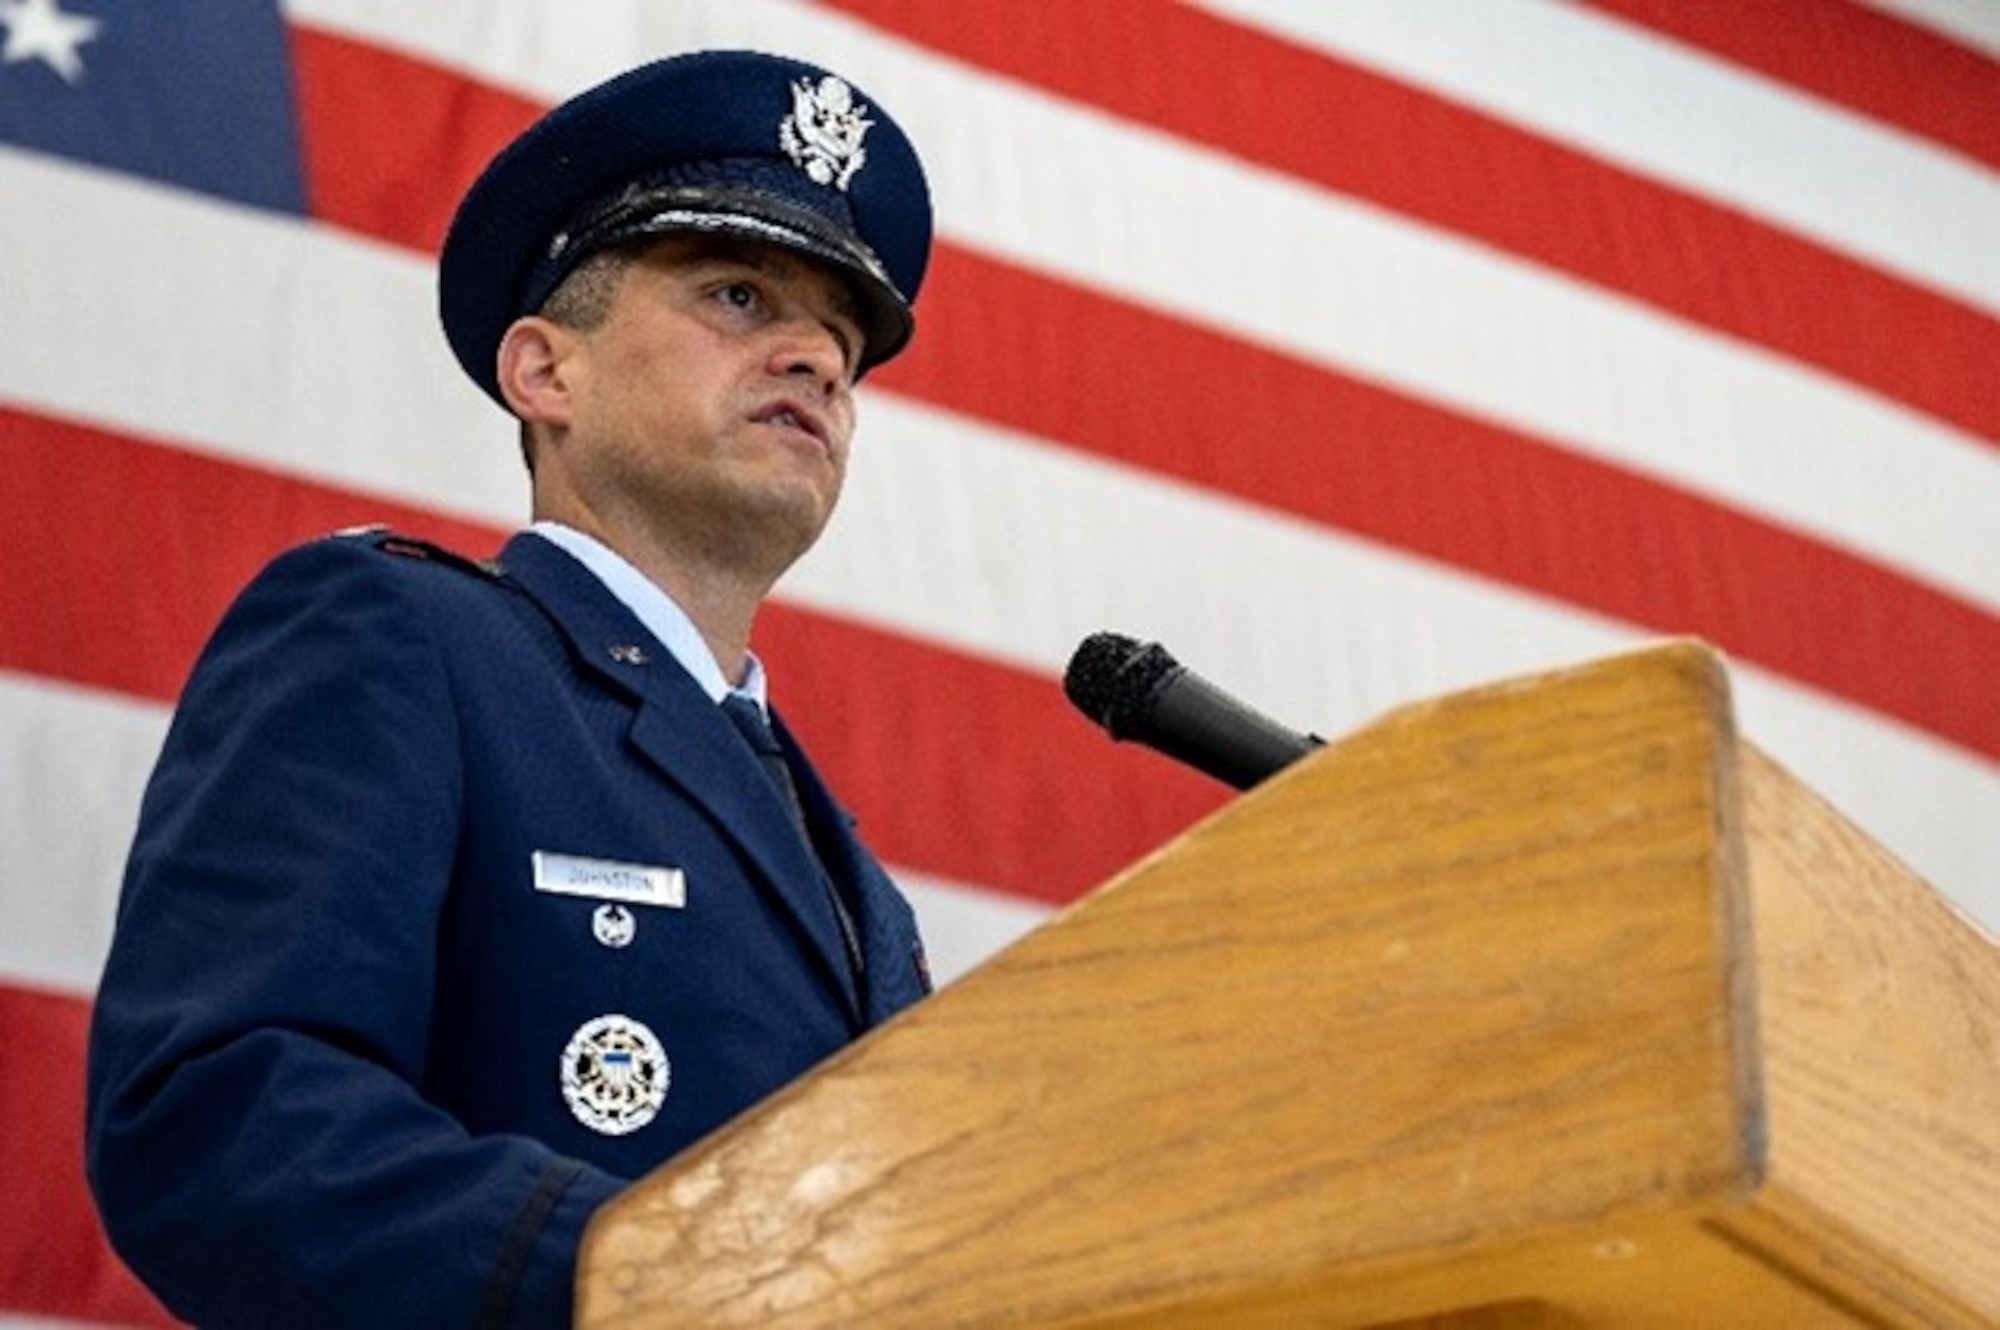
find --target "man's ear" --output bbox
[496,316,577,427]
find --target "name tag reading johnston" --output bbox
[532,852,687,910]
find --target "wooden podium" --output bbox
[576,642,1999,1327]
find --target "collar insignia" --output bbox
[779,74,873,191]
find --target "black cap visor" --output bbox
[537,182,914,373]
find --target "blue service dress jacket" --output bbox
[85,528,932,1330]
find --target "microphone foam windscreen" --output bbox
[1062,632,1180,736]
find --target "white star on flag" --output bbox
[0,0,100,85]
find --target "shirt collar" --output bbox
[528,521,769,710]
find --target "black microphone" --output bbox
[1063,632,1323,790]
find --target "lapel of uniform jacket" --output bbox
[768,705,932,1024]
[496,533,864,1026]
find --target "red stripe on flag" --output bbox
[0,982,177,1328]
[3,405,503,704]
[824,0,2000,451]
[3,405,1225,903]
[290,23,543,254]
[874,246,2000,768]
[1581,0,2000,173]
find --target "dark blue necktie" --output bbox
[720,694,864,980]
[721,694,810,838]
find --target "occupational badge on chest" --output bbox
[560,1014,669,1136]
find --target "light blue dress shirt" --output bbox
[529,521,770,713]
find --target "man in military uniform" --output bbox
[86,49,934,1328]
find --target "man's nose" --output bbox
[769,315,854,396]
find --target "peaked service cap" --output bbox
[439,49,932,409]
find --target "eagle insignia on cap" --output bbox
[779,74,873,191]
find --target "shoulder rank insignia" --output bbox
[368,531,503,579]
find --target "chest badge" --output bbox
[560,1014,669,1136]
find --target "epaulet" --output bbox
[331,525,504,580]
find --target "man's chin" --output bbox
[708,484,837,573]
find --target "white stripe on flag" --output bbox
[0,674,165,997]
[0,148,518,527]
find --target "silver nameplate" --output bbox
[532,852,686,909]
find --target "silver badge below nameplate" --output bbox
[532,851,685,909]
[592,903,636,949]
[561,1014,669,1136]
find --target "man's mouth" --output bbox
[755,401,828,447]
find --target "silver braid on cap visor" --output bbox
[539,182,900,305]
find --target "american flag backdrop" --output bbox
[3,2,1997,1324]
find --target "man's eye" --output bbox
[716,281,761,311]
